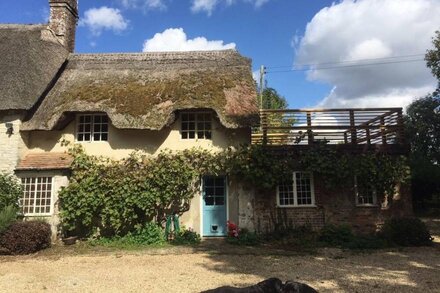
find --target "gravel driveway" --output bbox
[1,243,439,293]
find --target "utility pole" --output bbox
[259,65,266,109]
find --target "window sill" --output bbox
[23,214,52,217]
[356,204,379,208]
[276,205,317,208]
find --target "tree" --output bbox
[406,31,440,213]
[261,87,288,109]
[425,30,440,91]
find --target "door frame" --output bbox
[200,175,229,237]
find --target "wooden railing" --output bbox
[251,108,404,146]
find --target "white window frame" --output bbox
[180,111,212,140]
[76,114,109,142]
[277,172,316,207]
[20,176,54,216]
[354,176,378,207]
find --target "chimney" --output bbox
[48,0,78,52]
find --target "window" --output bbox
[181,112,212,140]
[354,176,377,206]
[277,172,315,207]
[77,114,108,142]
[20,177,53,216]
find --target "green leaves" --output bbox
[58,144,408,238]
[0,173,22,211]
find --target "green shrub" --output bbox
[0,221,51,255]
[0,173,22,211]
[90,222,166,248]
[319,225,389,250]
[59,147,216,237]
[263,225,318,250]
[0,205,18,233]
[227,229,260,246]
[344,235,388,250]
[172,228,201,245]
[319,224,355,246]
[379,217,433,246]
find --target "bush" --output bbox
[172,228,201,245]
[379,217,433,246]
[0,173,22,211]
[0,221,51,255]
[0,205,18,233]
[344,235,388,250]
[90,222,166,248]
[319,224,355,247]
[263,225,318,250]
[227,228,260,246]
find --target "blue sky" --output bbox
[1,0,439,109]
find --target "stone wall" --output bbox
[0,112,27,174]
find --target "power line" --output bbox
[266,53,426,70]
[266,58,425,73]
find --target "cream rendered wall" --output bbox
[0,111,28,174]
[24,113,250,235]
[26,115,250,158]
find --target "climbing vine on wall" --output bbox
[59,143,409,237]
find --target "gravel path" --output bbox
[1,244,439,293]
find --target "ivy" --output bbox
[59,144,409,237]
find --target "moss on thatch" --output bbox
[23,50,258,130]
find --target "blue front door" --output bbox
[202,176,227,236]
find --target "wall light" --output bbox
[5,123,13,135]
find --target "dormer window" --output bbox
[77,114,108,142]
[181,112,212,140]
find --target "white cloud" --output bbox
[191,0,219,15]
[191,0,271,15]
[295,0,440,109]
[142,28,236,52]
[80,7,129,36]
[118,0,167,11]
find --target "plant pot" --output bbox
[62,236,78,246]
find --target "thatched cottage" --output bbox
[1,0,412,239]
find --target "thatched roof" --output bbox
[22,49,258,130]
[0,24,68,111]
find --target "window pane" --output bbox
[20,177,52,215]
[94,124,101,133]
[205,196,214,206]
[215,196,224,206]
[296,172,312,205]
[278,179,294,206]
[181,112,212,140]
